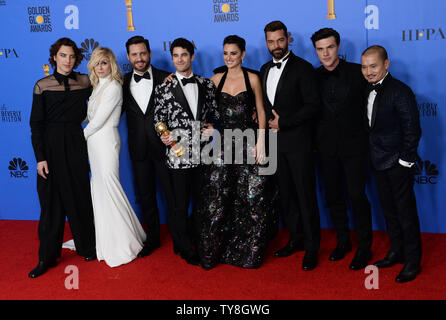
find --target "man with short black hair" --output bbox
[153,38,219,266]
[260,21,321,271]
[311,28,373,270]
[361,45,422,283]
[122,35,172,258]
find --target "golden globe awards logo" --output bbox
[0,1,6,6]
[28,6,53,32]
[213,0,239,23]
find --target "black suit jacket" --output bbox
[260,51,320,152]
[366,73,421,171]
[122,66,170,161]
[315,60,368,157]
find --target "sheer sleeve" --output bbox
[30,82,46,162]
[84,82,122,140]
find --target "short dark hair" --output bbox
[264,20,288,38]
[362,45,388,61]
[223,35,246,52]
[170,38,194,56]
[311,28,340,47]
[125,35,151,53]
[49,37,83,69]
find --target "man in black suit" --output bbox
[122,36,172,258]
[260,21,321,270]
[153,38,219,266]
[311,28,373,270]
[361,45,422,283]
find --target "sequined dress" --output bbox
[195,69,278,269]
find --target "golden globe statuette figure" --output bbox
[155,122,185,157]
[327,0,336,19]
[125,0,136,31]
[43,64,50,76]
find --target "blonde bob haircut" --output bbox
[88,47,123,88]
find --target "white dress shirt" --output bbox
[130,66,153,114]
[366,72,413,167]
[266,51,291,106]
[176,72,198,119]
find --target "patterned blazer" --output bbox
[153,74,219,169]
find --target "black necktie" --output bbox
[134,72,151,83]
[366,83,382,95]
[181,77,196,86]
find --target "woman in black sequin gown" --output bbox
[195,35,278,270]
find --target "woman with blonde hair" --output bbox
[83,47,146,267]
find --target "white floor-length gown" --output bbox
[82,75,146,267]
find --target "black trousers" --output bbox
[37,174,95,262]
[276,151,320,252]
[319,152,372,250]
[373,164,422,265]
[132,155,174,246]
[168,166,203,254]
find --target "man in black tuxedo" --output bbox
[122,36,172,258]
[153,38,219,266]
[260,21,321,270]
[361,45,422,283]
[311,28,373,270]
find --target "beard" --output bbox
[270,46,288,60]
[132,60,150,73]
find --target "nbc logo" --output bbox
[9,158,29,178]
[80,38,99,61]
[414,159,439,185]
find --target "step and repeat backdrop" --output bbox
[1,0,445,233]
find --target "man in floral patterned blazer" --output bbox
[153,38,219,266]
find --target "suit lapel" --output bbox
[172,77,195,120]
[273,53,293,106]
[196,78,205,120]
[144,67,158,116]
[124,72,146,117]
[262,61,273,109]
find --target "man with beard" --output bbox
[122,36,172,257]
[260,21,321,270]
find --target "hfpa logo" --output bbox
[414,159,439,185]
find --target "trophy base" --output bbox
[326,13,336,20]
[127,26,135,31]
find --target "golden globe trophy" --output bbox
[155,122,185,157]
[125,0,135,31]
[43,64,50,76]
[327,0,336,19]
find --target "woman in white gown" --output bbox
[84,47,146,267]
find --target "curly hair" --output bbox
[48,37,84,70]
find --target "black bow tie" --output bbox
[134,72,151,83]
[271,54,290,69]
[366,83,383,95]
[181,77,196,86]
[54,71,77,91]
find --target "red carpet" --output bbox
[0,220,445,300]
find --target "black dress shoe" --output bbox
[373,251,404,268]
[302,251,318,271]
[349,249,372,270]
[395,263,421,283]
[329,242,352,261]
[137,242,160,258]
[28,260,57,278]
[274,240,304,257]
[84,253,97,262]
